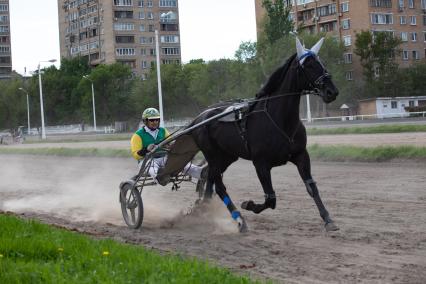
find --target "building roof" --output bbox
[359,96,426,102]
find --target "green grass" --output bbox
[307,144,426,162]
[23,133,132,144]
[0,214,258,284]
[307,124,426,135]
[1,145,426,162]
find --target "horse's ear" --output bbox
[296,37,306,62]
[311,37,324,55]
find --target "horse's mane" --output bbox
[256,53,297,98]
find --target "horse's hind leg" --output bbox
[291,150,339,231]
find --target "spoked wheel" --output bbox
[120,182,143,229]
[195,178,206,200]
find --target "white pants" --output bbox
[138,156,202,182]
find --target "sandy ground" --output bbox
[1,154,425,283]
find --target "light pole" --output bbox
[18,87,31,135]
[306,94,312,123]
[155,11,175,127]
[83,75,97,132]
[154,29,164,127]
[38,59,56,139]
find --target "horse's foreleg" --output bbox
[291,150,339,231]
[241,161,276,214]
[214,175,248,233]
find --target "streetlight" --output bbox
[154,29,164,127]
[83,75,97,132]
[18,87,31,135]
[38,59,56,139]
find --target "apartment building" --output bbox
[255,0,426,81]
[0,0,12,79]
[58,0,181,79]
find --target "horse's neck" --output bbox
[267,93,301,133]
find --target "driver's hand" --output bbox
[147,144,156,152]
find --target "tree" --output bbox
[235,41,257,63]
[261,0,294,45]
[354,30,402,97]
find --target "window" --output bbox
[113,23,134,31]
[370,0,392,8]
[374,66,380,78]
[422,0,426,9]
[401,32,408,41]
[409,100,415,107]
[345,71,353,80]
[114,11,133,19]
[162,47,180,55]
[399,0,404,8]
[160,35,179,43]
[400,16,406,25]
[391,101,397,109]
[343,35,351,46]
[341,2,349,12]
[411,32,417,41]
[147,12,154,19]
[343,53,352,63]
[402,50,409,60]
[0,45,10,53]
[139,24,145,32]
[0,26,9,33]
[150,48,156,55]
[141,48,146,55]
[138,11,145,19]
[147,0,153,7]
[0,56,10,63]
[412,50,419,60]
[141,61,148,69]
[317,4,337,17]
[371,13,393,25]
[140,36,147,44]
[0,15,8,23]
[138,0,144,7]
[341,19,350,29]
[409,0,414,8]
[410,16,417,25]
[116,48,135,56]
[424,31,426,41]
[148,24,154,32]
[114,0,132,6]
[116,35,135,43]
[0,4,8,11]
[159,0,177,7]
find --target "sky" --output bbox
[10,0,258,76]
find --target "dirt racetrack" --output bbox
[1,153,425,283]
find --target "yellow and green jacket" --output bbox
[130,127,170,160]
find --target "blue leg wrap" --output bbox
[231,211,241,220]
[223,196,231,206]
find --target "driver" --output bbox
[131,107,207,185]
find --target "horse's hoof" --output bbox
[325,222,339,232]
[241,200,255,211]
[237,217,248,233]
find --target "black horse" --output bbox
[190,38,339,232]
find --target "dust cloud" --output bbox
[0,155,235,233]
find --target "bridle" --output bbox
[297,52,332,96]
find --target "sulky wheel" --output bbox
[120,182,144,229]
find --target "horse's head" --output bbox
[296,37,339,103]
